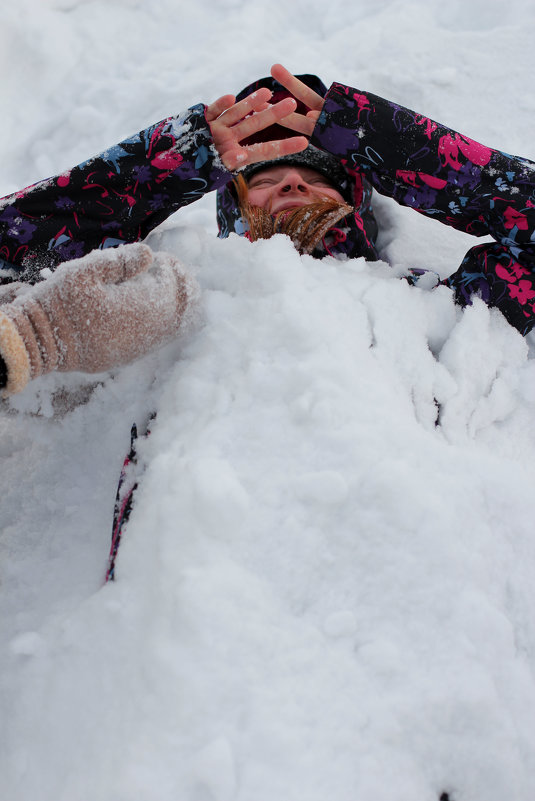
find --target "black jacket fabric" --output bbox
[1,80,535,338]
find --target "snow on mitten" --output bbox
[0,281,24,307]
[0,243,199,395]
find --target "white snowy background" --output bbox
[2,1,535,799]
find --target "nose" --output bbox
[279,171,310,195]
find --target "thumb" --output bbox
[77,243,154,286]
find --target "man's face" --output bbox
[246,165,346,214]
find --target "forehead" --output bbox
[248,164,328,183]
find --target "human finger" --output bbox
[229,97,297,143]
[214,86,273,127]
[270,63,324,112]
[224,135,308,170]
[276,110,317,137]
[205,94,236,123]
[247,135,309,164]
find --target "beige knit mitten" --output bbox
[0,282,23,306]
[0,243,200,395]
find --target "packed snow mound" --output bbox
[3,0,535,798]
[4,227,535,801]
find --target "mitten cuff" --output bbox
[0,311,31,396]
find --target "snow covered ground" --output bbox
[2,1,535,799]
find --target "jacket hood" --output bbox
[216,73,379,261]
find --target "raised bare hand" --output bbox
[270,63,325,137]
[206,88,308,171]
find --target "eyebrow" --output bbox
[248,173,280,183]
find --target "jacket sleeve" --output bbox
[310,83,535,335]
[0,104,232,283]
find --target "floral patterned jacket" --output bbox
[0,105,229,283]
[2,83,535,334]
[311,83,535,335]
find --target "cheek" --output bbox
[323,187,346,204]
[247,187,272,209]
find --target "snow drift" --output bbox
[2,1,535,800]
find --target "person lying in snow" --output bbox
[1,63,535,397]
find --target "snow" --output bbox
[2,1,535,799]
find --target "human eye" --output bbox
[249,177,276,188]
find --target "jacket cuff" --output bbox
[156,103,233,194]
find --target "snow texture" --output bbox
[2,2,535,800]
